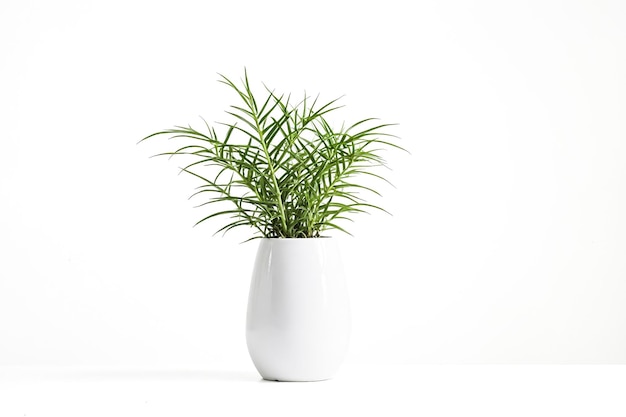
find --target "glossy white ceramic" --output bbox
[246,238,351,381]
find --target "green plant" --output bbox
[140,70,404,239]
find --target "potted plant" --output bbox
[140,70,404,381]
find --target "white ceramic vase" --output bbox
[246,238,351,382]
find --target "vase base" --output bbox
[262,376,333,382]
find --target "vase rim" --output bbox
[261,236,332,239]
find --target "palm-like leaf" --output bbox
[140,70,405,239]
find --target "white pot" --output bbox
[246,238,351,381]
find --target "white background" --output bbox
[1,0,626,414]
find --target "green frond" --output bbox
[140,70,406,239]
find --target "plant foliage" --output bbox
[140,70,403,239]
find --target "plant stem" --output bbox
[254,116,289,237]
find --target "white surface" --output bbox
[247,238,350,381]
[1,365,626,417]
[1,0,626,368]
